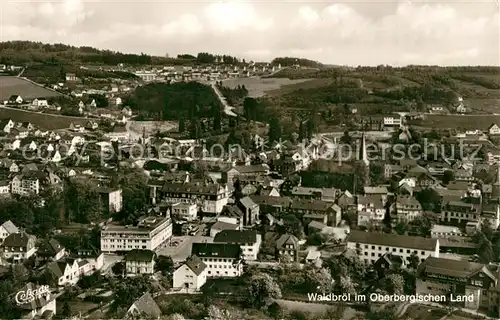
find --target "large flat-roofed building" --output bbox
[346,230,439,265]
[162,182,229,214]
[101,215,172,253]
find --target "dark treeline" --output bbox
[124,82,222,120]
[272,57,323,68]
[216,82,248,105]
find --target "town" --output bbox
[0,42,499,320]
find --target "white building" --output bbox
[31,98,48,108]
[171,202,197,221]
[11,173,40,195]
[163,183,229,214]
[125,249,155,275]
[213,230,261,261]
[134,71,157,82]
[47,256,102,286]
[383,116,402,127]
[392,195,423,223]
[357,195,386,227]
[489,124,500,135]
[173,255,207,291]
[101,216,172,253]
[346,230,439,265]
[191,243,243,278]
[431,225,465,239]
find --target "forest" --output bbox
[0,42,243,67]
[123,82,222,120]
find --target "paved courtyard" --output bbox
[157,235,213,262]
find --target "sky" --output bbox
[1,0,499,66]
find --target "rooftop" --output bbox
[347,230,438,251]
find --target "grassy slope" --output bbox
[0,76,62,100]
[265,67,500,128]
[0,107,87,130]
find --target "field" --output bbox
[416,114,500,130]
[0,106,87,130]
[402,304,448,320]
[0,76,62,100]
[222,77,311,97]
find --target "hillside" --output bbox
[1,42,241,67]
[240,65,500,133]
[124,82,222,120]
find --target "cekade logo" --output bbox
[15,285,50,305]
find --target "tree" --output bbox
[338,275,357,296]
[415,188,441,212]
[207,305,236,320]
[268,118,282,143]
[339,131,352,144]
[213,110,222,132]
[155,255,174,275]
[278,214,304,239]
[408,253,420,270]
[474,232,494,263]
[307,232,327,246]
[64,178,102,223]
[387,274,404,295]
[304,267,333,293]
[442,170,454,184]
[245,272,282,309]
[179,118,186,132]
[88,94,108,108]
[62,301,71,317]
[112,262,125,276]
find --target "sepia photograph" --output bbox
[0,0,499,319]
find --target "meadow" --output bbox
[0,76,62,100]
[222,77,312,97]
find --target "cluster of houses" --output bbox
[132,61,282,82]
[0,220,104,318]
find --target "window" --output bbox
[378,246,382,250]
[364,245,368,249]
[371,253,375,257]
[406,250,410,254]
[399,249,403,253]
[364,252,368,256]
[372,246,375,250]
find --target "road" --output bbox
[211,82,238,117]
[157,234,213,262]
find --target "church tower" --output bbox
[360,132,369,167]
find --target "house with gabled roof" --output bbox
[8,95,23,104]
[0,118,15,133]
[127,292,161,319]
[37,238,65,262]
[173,255,207,291]
[416,257,498,311]
[1,231,37,262]
[276,234,299,262]
[0,220,18,243]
